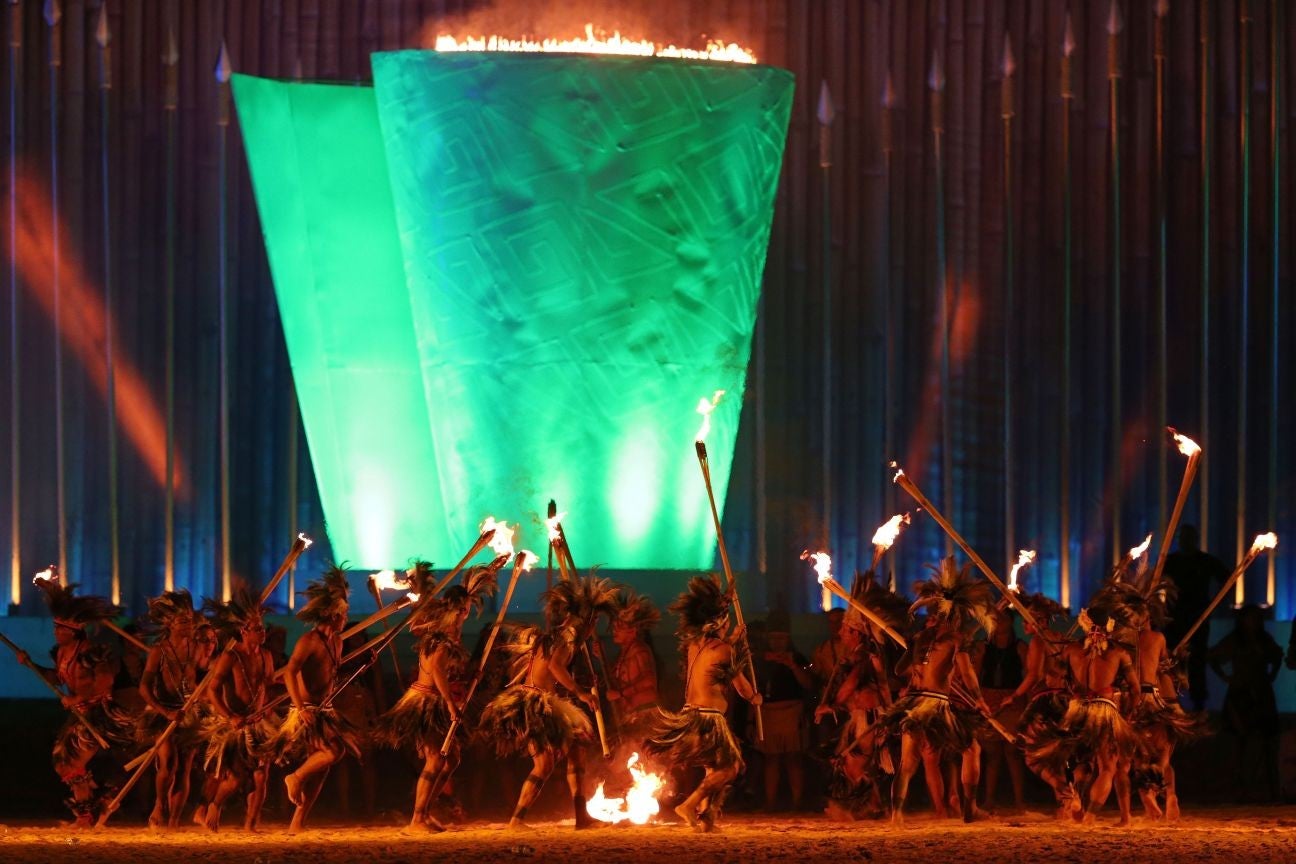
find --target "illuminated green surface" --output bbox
[372,52,792,567]
[232,76,456,566]
[234,57,792,569]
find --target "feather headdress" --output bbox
[1077,606,1116,656]
[541,571,618,630]
[409,563,500,636]
[297,562,351,626]
[667,574,731,641]
[612,588,661,633]
[33,570,119,630]
[844,571,911,637]
[204,579,267,640]
[1090,576,1174,632]
[145,589,197,637]
[1021,592,1067,626]
[909,557,998,638]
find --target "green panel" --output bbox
[232,75,455,568]
[372,53,793,568]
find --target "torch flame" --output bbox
[435,23,757,64]
[405,592,420,603]
[480,516,516,557]
[1251,532,1278,554]
[584,751,665,825]
[1007,549,1036,592]
[1170,428,1201,458]
[546,511,567,543]
[871,513,911,550]
[370,569,410,593]
[694,390,725,443]
[298,532,313,548]
[517,550,540,571]
[32,566,57,586]
[801,550,833,586]
[889,461,905,483]
[1128,533,1153,560]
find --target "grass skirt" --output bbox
[1130,692,1210,747]
[267,704,362,765]
[372,685,454,757]
[53,697,135,773]
[879,691,977,755]
[135,697,206,751]
[200,713,278,778]
[478,686,592,757]
[1025,697,1143,778]
[643,705,744,772]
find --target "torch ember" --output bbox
[694,390,725,443]
[1129,533,1153,560]
[1173,430,1202,457]
[435,24,757,65]
[585,752,665,825]
[1007,549,1036,592]
[1252,532,1278,554]
[545,511,567,543]
[871,513,911,551]
[480,516,516,557]
[369,569,410,593]
[801,550,833,585]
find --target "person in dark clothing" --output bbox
[1161,525,1229,710]
[973,609,1027,812]
[1209,605,1283,802]
[753,610,813,811]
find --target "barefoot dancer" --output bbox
[137,590,207,828]
[274,565,360,832]
[606,588,661,749]
[481,574,617,830]
[1027,607,1142,825]
[375,563,497,832]
[881,558,995,824]
[25,570,133,827]
[645,575,762,832]
[197,583,278,831]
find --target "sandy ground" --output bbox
[1,808,1295,864]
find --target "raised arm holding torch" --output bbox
[1173,533,1278,654]
[1145,429,1202,597]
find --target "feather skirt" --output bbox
[372,685,454,757]
[1130,693,1211,747]
[1025,697,1143,777]
[267,705,362,765]
[879,691,977,755]
[52,697,135,770]
[643,706,744,772]
[477,686,592,757]
[200,713,279,777]
[135,698,206,750]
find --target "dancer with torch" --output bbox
[645,574,762,832]
[694,391,763,740]
[1146,429,1203,597]
[24,571,133,826]
[374,562,500,832]
[480,572,618,831]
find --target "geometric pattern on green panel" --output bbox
[371,52,793,568]
[231,75,455,568]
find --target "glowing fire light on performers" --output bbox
[694,390,725,443]
[585,752,665,825]
[480,516,516,557]
[434,23,757,64]
[1007,549,1036,592]
[871,513,911,551]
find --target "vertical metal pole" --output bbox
[817,80,834,611]
[216,42,232,602]
[1107,0,1123,566]
[931,48,952,557]
[1236,0,1251,606]
[286,55,303,610]
[1267,0,1281,608]
[1155,0,1170,538]
[1060,12,1075,610]
[882,70,896,532]
[8,0,21,609]
[45,0,66,581]
[97,4,119,606]
[1002,32,1016,582]
[1200,0,1213,548]
[163,20,177,592]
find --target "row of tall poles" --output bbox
[811,0,1283,609]
[4,0,262,609]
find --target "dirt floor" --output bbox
[2,807,1295,864]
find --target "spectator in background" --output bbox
[754,610,813,811]
[1209,605,1283,802]
[1162,525,1229,710]
[973,609,1027,812]
[810,608,846,754]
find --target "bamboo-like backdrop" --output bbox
[0,0,1291,617]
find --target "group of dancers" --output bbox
[10,535,1210,833]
